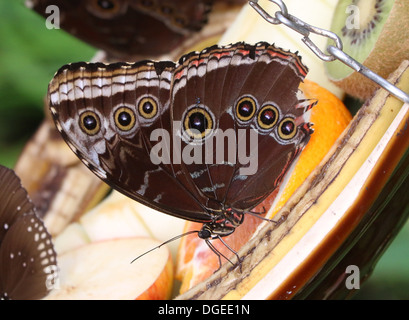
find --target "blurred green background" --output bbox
[0,0,96,167]
[1,0,408,299]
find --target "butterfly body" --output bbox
[48,42,314,239]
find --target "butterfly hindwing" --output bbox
[224,44,313,210]
[171,43,312,212]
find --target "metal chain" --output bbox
[249,0,409,103]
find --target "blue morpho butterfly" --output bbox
[47,42,314,266]
[0,165,57,299]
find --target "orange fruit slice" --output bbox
[175,80,352,294]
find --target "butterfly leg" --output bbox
[216,235,243,272]
[200,221,242,272]
[205,239,233,272]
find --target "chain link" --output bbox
[249,0,409,103]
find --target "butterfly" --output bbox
[0,165,58,300]
[47,42,314,260]
[27,0,247,59]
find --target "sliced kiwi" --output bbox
[325,0,409,100]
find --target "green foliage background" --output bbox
[0,0,96,167]
[0,0,408,299]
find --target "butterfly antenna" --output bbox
[217,236,243,272]
[130,230,199,264]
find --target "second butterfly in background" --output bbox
[27,0,248,60]
[0,165,58,300]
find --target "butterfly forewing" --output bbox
[49,61,211,222]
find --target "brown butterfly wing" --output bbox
[0,166,35,242]
[48,42,313,224]
[0,166,57,300]
[171,42,313,212]
[225,44,313,210]
[29,0,212,58]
